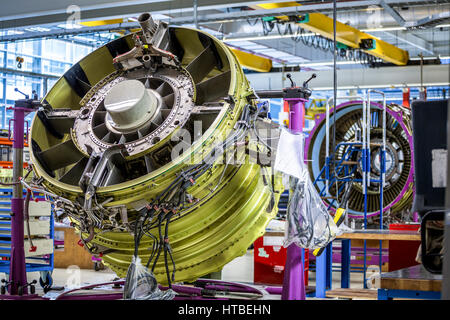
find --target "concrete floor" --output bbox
[1,249,372,299]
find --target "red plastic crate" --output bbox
[388,223,421,271]
[253,235,309,286]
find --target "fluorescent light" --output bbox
[361,24,450,32]
[57,23,83,29]
[300,60,369,67]
[223,32,314,42]
[409,55,450,60]
[304,56,449,67]
[410,56,439,60]
[5,30,25,35]
[24,26,52,32]
[361,26,406,32]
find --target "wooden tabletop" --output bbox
[336,229,421,241]
[264,229,421,241]
[380,264,442,291]
[263,230,285,237]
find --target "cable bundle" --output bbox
[127,103,268,294]
[257,18,381,68]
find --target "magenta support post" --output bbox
[2,104,35,299]
[281,97,307,300]
[9,107,28,295]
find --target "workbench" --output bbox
[336,230,421,241]
[377,264,442,300]
[315,229,421,298]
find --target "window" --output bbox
[0,33,105,129]
[0,78,3,100]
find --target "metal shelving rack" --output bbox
[0,187,54,289]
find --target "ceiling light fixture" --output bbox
[223,32,314,42]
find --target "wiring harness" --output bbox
[127,102,273,289]
[252,17,381,68]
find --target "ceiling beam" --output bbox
[0,23,138,42]
[169,0,435,25]
[383,30,434,55]
[0,0,436,30]
[378,0,406,26]
[0,0,289,29]
[0,0,435,42]
[405,10,450,28]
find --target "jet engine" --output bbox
[305,101,414,221]
[29,13,282,283]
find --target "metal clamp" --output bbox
[8,118,16,142]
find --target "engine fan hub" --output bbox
[73,64,195,158]
[370,140,399,182]
[104,79,160,132]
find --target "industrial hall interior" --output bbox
[0,0,449,304]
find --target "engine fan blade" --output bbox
[59,158,89,184]
[39,138,86,171]
[144,78,150,89]
[195,71,231,105]
[118,135,126,144]
[45,117,76,135]
[156,82,172,97]
[163,93,174,107]
[160,108,172,119]
[103,162,125,186]
[93,123,108,138]
[93,111,107,127]
[102,132,120,144]
[144,154,153,173]
[123,132,139,143]
[186,46,218,84]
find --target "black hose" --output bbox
[24,188,34,250]
[0,181,20,186]
[139,104,253,279]
[163,212,174,287]
[254,16,380,68]
[81,224,95,243]
[151,213,165,272]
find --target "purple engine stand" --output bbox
[252,73,316,300]
[1,98,42,300]
[281,97,307,301]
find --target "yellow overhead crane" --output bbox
[229,48,273,72]
[80,18,142,33]
[254,2,409,65]
[80,18,125,27]
[78,2,410,70]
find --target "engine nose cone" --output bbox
[104,79,159,132]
